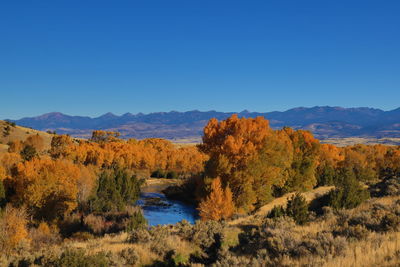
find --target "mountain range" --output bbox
[8,106,400,140]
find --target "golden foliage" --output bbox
[200,114,271,168]
[76,164,97,204]
[198,177,234,221]
[199,115,275,211]
[0,152,21,176]
[8,134,45,154]
[90,130,121,143]
[0,165,6,180]
[50,134,73,159]
[13,158,82,220]
[319,143,344,168]
[0,205,30,255]
[63,137,207,175]
[281,128,321,191]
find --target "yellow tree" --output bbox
[13,158,81,221]
[200,115,273,211]
[1,152,21,176]
[281,128,321,191]
[0,165,5,180]
[200,115,270,168]
[50,134,73,159]
[0,205,30,255]
[90,130,121,143]
[241,129,294,208]
[198,177,234,221]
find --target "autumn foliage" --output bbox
[13,158,84,220]
[198,115,400,217]
[0,114,400,227]
[0,131,207,225]
[0,205,30,255]
[198,177,234,221]
[51,136,207,176]
[199,115,274,211]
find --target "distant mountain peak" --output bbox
[8,106,400,140]
[98,112,117,118]
[36,112,69,119]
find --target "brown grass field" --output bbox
[0,120,53,154]
[58,195,400,267]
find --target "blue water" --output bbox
[137,192,199,226]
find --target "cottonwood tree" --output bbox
[198,177,234,221]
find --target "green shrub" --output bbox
[166,171,178,179]
[129,228,152,243]
[58,213,83,238]
[20,144,37,161]
[5,120,16,127]
[317,165,336,186]
[295,232,347,258]
[190,220,224,249]
[89,168,142,212]
[286,193,309,225]
[151,169,166,178]
[173,252,189,265]
[126,211,147,232]
[83,214,107,235]
[54,249,109,267]
[119,248,139,265]
[327,168,370,210]
[267,205,285,219]
[333,224,370,241]
[370,172,400,197]
[380,214,400,232]
[3,125,11,137]
[70,231,95,241]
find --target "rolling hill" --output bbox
[0,120,54,154]
[7,106,400,141]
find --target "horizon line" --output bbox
[6,105,400,121]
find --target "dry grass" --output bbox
[284,195,400,266]
[66,230,198,266]
[229,186,334,226]
[0,120,53,155]
[321,137,400,147]
[171,137,202,146]
[66,232,131,252]
[0,144,8,154]
[325,231,400,267]
[142,178,182,193]
[281,231,400,267]
[2,194,397,266]
[66,232,159,265]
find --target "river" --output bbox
[137,178,199,226]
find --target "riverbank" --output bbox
[138,178,199,226]
[141,178,183,193]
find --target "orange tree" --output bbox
[12,158,82,221]
[198,177,234,221]
[199,115,277,212]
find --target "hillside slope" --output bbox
[0,120,53,154]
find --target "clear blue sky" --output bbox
[1,1,399,119]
